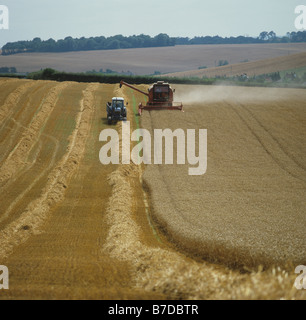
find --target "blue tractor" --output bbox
[106,97,127,124]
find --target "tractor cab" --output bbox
[113,98,124,109]
[106,97,127,124]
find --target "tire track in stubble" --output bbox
[0,83,60,199]
[0,122,59,224]
[0,83,98,261]
[0,82,57,163]
[0,82,69,189]
[0,81,36,131]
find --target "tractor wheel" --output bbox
[107,116,112,125]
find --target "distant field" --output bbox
[164,52,306,78]
[0,43,306,75]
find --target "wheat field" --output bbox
[140,84,306,270]
[0,78,305,300]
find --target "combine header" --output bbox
[120,80,183,115]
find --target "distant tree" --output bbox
[106,40,120,50]
[63,36,76,51]
[105,69,117,74]
[268,31,276,41]
[139,34,153,47]
[271,72,281,82]
[154,33,173,47]
[86,39,97,50]
[0,66,17,73]
[41,68,56,79]
[280,36,290,43]
[175,37,190,45]
[32,37,42,43]
[218,60,229,67]
[259,31,268,41]
[44,38,56,52]
[0,67,9,73]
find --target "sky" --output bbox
[0,0,303,47]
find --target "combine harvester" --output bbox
[120,80,183,115]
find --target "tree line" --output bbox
[1,34,175,55]
[0,67,17,73]
[26,68,215,85]
[2,31,306,55]
[2,68,305,89]
[176,31,306,45]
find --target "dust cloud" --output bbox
[174,84,303,105]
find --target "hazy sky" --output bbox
[0,0,303,47]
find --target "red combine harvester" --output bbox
[119,80,183,115]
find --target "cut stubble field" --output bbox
[164,51,306,78]
[0,78,305,300]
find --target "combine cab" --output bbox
[120,80,183,115]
